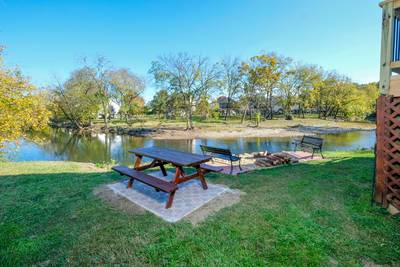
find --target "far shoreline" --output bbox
[50,118,376,140]
[151,125,375,140]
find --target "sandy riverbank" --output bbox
[52,119,376,139]
[151,124,375,140]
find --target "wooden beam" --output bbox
[380,0,395,95]
[380,0,400,9]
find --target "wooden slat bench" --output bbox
[200,145,241,174]
[112,165,177,208]
[200,163,223,173]
[293,135,324,159]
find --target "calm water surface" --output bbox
[4,129,375,165]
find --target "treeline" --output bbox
[48,52,379,130]
[149,53,379,128]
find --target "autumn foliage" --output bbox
[0,49,50,149]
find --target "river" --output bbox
[2,128,376,165]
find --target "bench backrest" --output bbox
[200,145,232,156]
[302,136,323,147]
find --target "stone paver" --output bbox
[205,151,324,175]
[107,171,231,223]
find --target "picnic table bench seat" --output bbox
[112,165,177,193]
[112,165,178,208]
[293,135,324,159]
[200,145,242,174]
[199,163,223,173]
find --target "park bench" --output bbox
[200,145,241,174]
[293,135,324,159]
[200,163,223,173]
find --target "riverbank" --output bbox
[52,118,376,139]
[1,151,399,266]
[152,124,375,140]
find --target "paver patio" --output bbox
[107,171,232,222]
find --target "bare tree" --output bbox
[108,68,145,121]
[80,56,112,128]
[149,53,220,130]
[220,57,242,120]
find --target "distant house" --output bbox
[271,97,302,114]
[97,101,120,119]
[217,96,237,115]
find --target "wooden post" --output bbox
[375,96,386,203]
[379,1,394,95]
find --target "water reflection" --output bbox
[5,128,375,165]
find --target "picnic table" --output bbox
[112,146,222,208]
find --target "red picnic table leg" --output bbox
[196,167,208,190]
[172,165,208,189]
[164,166,185,208]
[127,155,143,188]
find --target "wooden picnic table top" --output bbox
[129,146,212,167]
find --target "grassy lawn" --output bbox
[1,151,399,266]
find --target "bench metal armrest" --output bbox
[231,154,241,160]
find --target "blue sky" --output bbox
[0,0,381,101]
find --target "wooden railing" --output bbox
[393,11,400,62]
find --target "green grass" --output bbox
[1,151,399,266]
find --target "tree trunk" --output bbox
[59,106,83,130]
[224,98,231,121]
[189,111,193,129]
[241,105,248,124]
[102,102,109,129]
[268,91,273,120]
[186,107,194,130]
[224,108,229,120]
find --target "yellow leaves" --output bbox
[0,66,50,149]
[243,53,282,89]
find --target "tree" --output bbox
[122,96,145,125]
[196,95,211,120]
[311,72,357,119]
[108,68,145,121]
[292,65,323,118]
[241,53,285,120]
[278,68,297,120]
[344,83,379,120]
[239,82,254,124]
[220,57,242,120]
[278,63,321,120]
[51,57,145,128]
[166,92,185,119]
[149,53,220,129]
[358,82,379,114]
[50,68,101,128]
[80,56,115,128]
[0,48,50,149]
[150,89,169,119]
